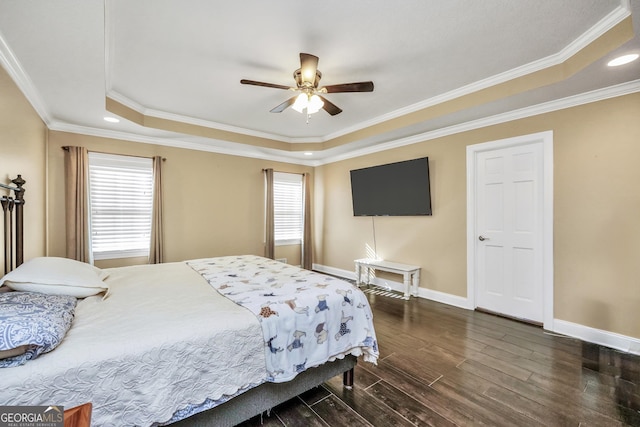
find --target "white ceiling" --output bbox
[0,0,639,165]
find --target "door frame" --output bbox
[466,130,554,330]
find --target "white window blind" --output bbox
[88,152,153,260]
[273,172,303,245]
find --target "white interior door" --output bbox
[471,134,551,324]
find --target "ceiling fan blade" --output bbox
[317,95,342,116]
[270,96,297,113]
[299,53,319,85]
[322,81,374,93]
[240,79,292,90]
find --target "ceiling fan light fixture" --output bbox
[292,93,308,113]
[291,93,324,115]
[307,94,324,114]
[302,69,315,82]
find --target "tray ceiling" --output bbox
[0,0,638,164]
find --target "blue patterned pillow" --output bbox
[0,291,77,368]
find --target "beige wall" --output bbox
[46,132,312,267]
[2,59,639,342]
[316,138,468,297]
[0,66,47,273]
[317,92,640,339]
[274,244,301,266]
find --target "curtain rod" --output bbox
[262,168,308,175]
[0,182,21,192]
[61,146,166,161]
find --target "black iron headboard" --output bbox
[1,175,25,274]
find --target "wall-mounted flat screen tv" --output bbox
[350,157,432,216]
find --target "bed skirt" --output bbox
[170,355,357,427]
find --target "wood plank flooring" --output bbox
[238,289,640,426]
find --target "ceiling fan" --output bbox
[240,53,374,116]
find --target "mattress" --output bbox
[0,261,266,426]
[0,256,379,426]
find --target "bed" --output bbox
[0,176,379,426]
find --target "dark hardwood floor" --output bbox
[238,288,640,426]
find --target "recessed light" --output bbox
[607,53,639,67]
[304,152,313,156]
[104,116,120,123]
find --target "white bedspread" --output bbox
[0,262,266,427]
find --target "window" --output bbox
[273,172,303,245]
[88,152,153,260]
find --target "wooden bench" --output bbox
[354,258,421,300]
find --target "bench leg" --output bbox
[403,273,411,299]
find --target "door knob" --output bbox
[478,235,489,241]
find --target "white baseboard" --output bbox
[419,287,474,310]
[313,263,640,356]
[312,263,472,310]
[313,263,358,281]
[553,319,640,356]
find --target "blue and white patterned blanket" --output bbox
[0,291,77,368]
[188,255,378,383]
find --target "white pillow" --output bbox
[0,257,109,298]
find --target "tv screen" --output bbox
[350,157,432,216]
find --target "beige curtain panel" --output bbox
[302,172,312,270]
[64,146,91,263]
[264,168,275,259]
[149,156,165,264]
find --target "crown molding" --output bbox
[318,79,640,165]
[102,4,631,145]
[0,29,52,125]
[147,106,324,144]
[322,3,633,143]
[49,79,640,167]
[3,1,635,167]
[105,91,311,144]
[47,121,319,166]
[557,0,631,63]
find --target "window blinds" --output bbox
[88,152,153,260]
[273,172,303,245]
